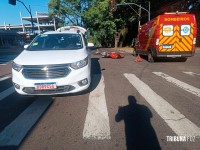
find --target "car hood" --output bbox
[14,49,88,65]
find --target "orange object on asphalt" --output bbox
[109,52,125,59]
[110,52,119,59]
[119,53,125,58]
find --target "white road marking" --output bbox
[153,72,200,98]
[0,97,53,146]
[0,74,12,82]
[183,71,200,77]
[0,86,15,101]
[124,73,200,136]
[83,74,111,140]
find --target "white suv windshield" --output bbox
[27,33,83,51]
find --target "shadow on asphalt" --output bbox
[115,96,161,150]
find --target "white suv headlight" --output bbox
[12,62,22,72]
[70,56,88,70]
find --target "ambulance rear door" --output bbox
[158,13,195,56]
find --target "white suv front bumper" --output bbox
[12,64,91,95]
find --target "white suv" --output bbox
[12,26,91,95]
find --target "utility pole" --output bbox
[148,1,150,21]
[138,4,141,31]
[17,0,34,34]
[9,0,34,33]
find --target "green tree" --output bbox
[48,0,90,26]
[83,0,116,46]
[48,0,117,46]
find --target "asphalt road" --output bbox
[0,49,200,150]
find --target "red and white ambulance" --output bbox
[134,12,197,62]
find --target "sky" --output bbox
[0,0,49,25]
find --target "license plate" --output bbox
[35,82,56,90]
[167,55,181,58]
[162,45,172,49]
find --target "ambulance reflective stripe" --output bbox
[176,28,191,51]
[159,25,176,52]
[175,26,188,52]
[159,25,177,52]
[178,24,194,50]
[159,23,193,52]
[189,23,195,39]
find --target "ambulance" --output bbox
[134,12,197,62]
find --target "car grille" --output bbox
[22,64,71,79]
[22,85,75,95]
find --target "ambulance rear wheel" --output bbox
[148,51,154,62]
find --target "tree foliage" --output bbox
[48,0,90,26]
[83,0,117,46]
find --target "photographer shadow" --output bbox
[115,96,161,150]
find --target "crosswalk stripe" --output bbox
[183,71,200,77]
[83,74,111,140]
[153,72,200,98]
[0,87,15,101]
[0,97,53,147]
[124,73,200,136]
[0,74,12,82]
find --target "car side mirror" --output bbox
[24,44,29,49]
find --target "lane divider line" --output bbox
[0,87,15,101]
[83,74,111,140]
[0,97,53,147]
[153,72,200,98]
[124,73,200,136]
[183,71,200,77]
